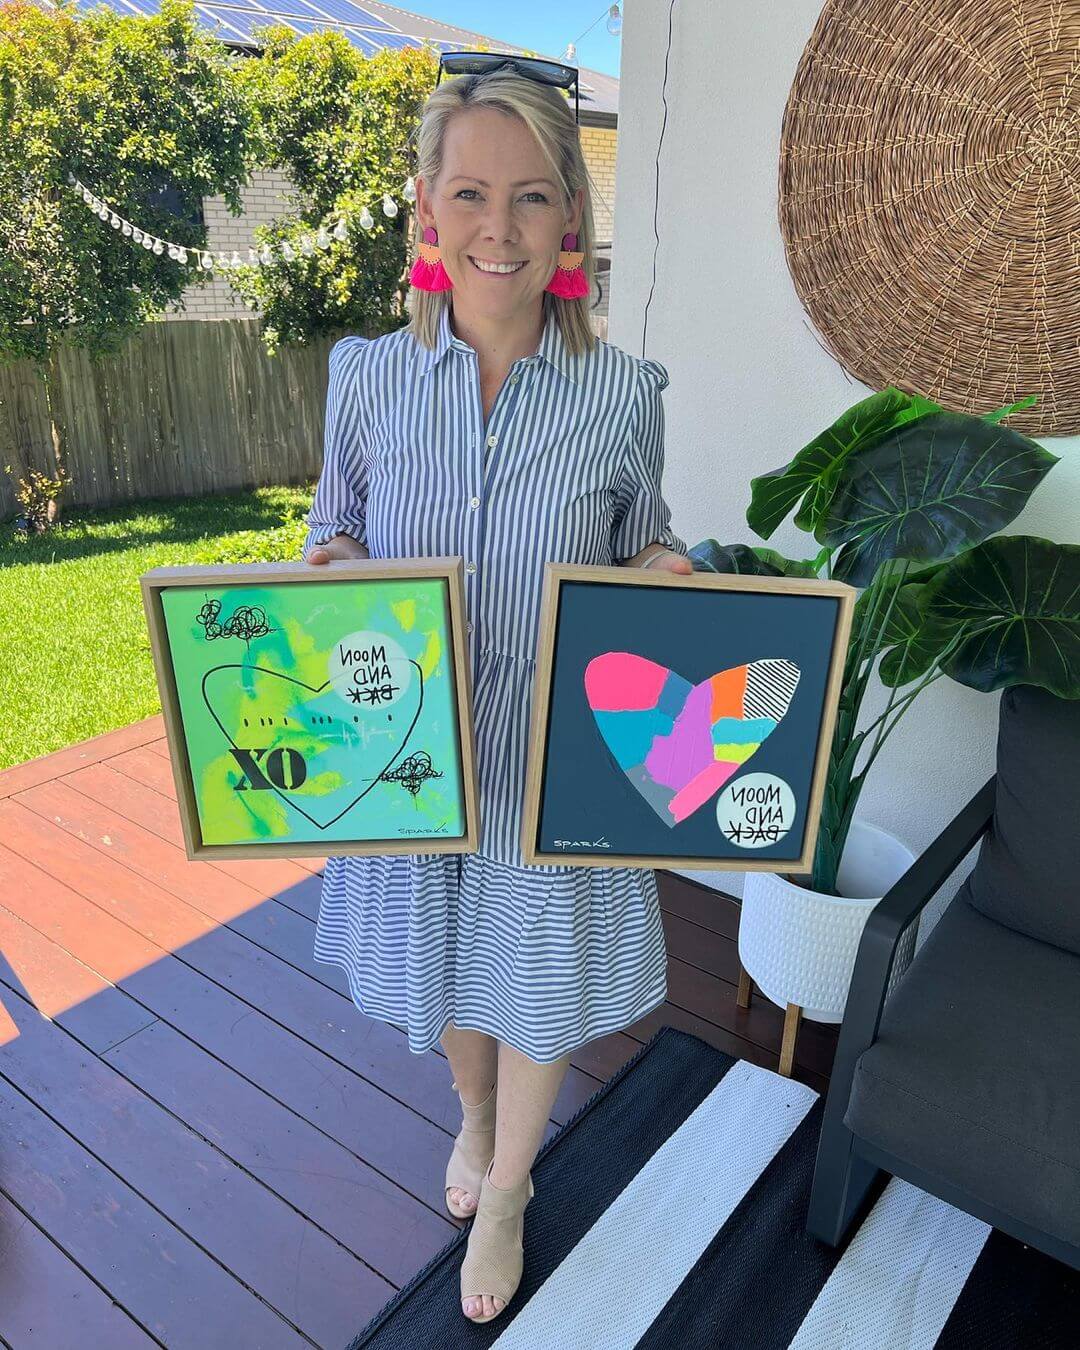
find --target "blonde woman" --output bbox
[304,57,691,1325]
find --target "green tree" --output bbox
[0,0,254,517]
[229,31,437,352]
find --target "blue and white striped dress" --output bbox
[302,303,688,1064]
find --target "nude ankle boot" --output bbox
[460,1158,534,1323]
[444,1079,497,1219]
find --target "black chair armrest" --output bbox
[807,774,999,1245]
[833,773,997,1086]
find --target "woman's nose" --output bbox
[479,201,517,243]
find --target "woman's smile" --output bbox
[468,256,527,275]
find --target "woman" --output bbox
[303,62,692,1325]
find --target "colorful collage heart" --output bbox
[584,653,801,826]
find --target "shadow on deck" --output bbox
[0,717,836,1346]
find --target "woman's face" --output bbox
[416,106,583,324]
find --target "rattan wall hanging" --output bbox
[778,0,1080,436]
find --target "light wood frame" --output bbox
[140,557,480,861]
[521,563,855,870]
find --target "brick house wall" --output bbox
[166,126,617,322]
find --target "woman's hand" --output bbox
[305,533,370,565]
[625,543,694,575]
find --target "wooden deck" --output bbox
[0,718,836,1348]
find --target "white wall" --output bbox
[610,0,1079,923]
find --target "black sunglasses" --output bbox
[436,51,580,124]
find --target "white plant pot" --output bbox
[738,819,917,1023]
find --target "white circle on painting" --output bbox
[717,772,796,849]
[328,630,413,709]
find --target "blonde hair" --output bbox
[408,65,597,357]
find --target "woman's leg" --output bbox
[440,1023,499,1212]
[461,1040,572,1320]
[440,1022,499,1101]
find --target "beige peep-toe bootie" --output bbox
[444,1079,498,1219]
[460,1158,534,1324]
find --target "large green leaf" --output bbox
[753,547,821,578]
[822,411,1059,587]
[747,387,940,541]
[688,540,783,575]
[877,584,952,686]
[983,395,1037,425]
[688,540,820,577]
[921,536,1080,695]
[846,561,950,686]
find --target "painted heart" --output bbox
[201,662,423,831]
[584,654,801,827]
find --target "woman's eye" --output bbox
[521,192,548,204]
[455,189,480,200]
[453,190,548,202]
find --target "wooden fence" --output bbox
[0,320,349,519]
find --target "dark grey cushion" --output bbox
[966,684,1080,956]
[845,892,1080,1249]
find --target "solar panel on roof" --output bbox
[68,0,133,15]
[200,0,276,12]
[196,4,263,40]
[275,15,332,36]
[297,0,394,28]
[340,28,381,55]
[204,0,393,25]
[358,30,419,50]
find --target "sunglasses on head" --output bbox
[436,50,581,124]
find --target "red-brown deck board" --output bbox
[0,718,836,1347]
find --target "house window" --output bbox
[148,183,204,229]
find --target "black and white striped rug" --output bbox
[348,1028,1078,1349]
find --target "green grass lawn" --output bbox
[0,485,314,772]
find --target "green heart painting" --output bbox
[160,577,466,847]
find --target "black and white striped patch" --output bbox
[348,1028,1079,1350]
[744,659,801,722]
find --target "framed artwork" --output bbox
[140,558,479,859]
[522,564,855,870]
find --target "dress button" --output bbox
[469,495,481,509]
[466,621,474,634]
[510,374,520,385]
[466,561,477,574]
[486,434,498,448]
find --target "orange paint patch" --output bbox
[709,665,747,722]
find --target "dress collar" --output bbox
[413,304,583,385]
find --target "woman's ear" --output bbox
[414,175,436,230]
[567,187,584,236]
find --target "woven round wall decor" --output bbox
[778,0,1080,436]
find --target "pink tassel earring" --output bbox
[545,233,589,299]
[409,227,453,292]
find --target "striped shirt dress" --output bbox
[301,304,689,1064]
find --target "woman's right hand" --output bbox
[305,533,370,565]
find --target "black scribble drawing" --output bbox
[197,597,275,645]
[380,751,442,798]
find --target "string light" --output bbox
[565,0,622,53]
[66,171,416,273]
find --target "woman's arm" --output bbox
[303,338,371,567]
[622,541,692,573]
[612,359,692,575]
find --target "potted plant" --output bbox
[690,387,1080,1033]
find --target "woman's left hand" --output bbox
[627,545,694,575]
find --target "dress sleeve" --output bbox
[610,357,688,563]
[301,337,370,560]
